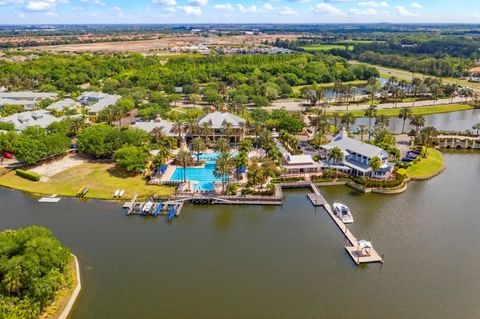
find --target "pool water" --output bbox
[169,153,234,191]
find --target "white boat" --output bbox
[118,190,125,197]
[332,202,354,224]
[113,189,120,197]
[142,200,153,214]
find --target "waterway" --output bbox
[352,109,480,134]
[0,152,479,318]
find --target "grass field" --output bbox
[0,162,174,200]
[301,44,354,51]
[329,104,474,117]
[292,80,368,94]
[406,149,445,180]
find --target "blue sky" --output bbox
[0,0,479,24]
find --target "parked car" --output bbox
[402,157,413,163]
[2,152,13,159]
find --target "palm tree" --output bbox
[250,122,264,148]
[398,107,413,134]
[238,121,247,142]
[222,122,234,144]
[214,152,235,193]
[191,137,206,163]
[369,156,382,173]
[172,120,184,146]
[375,114,390,128]
[151,127,165,144]
[358,124,367,141]
[328,146,344,164]
[364,105,377,140]
[331,112,341,131]
[175,150,192,182]
[418,126,437,158]
[472,122,480,136]
[249,166,265,186]
[214,137,230,154]
[340,112,355,130]
[201,121,213,143]
[409,114,426,134]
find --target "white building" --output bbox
[274,138,322,175]
[77,91,121,115]
[321,129,394,179]
[195,108,246,141]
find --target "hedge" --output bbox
[15,169,40,182]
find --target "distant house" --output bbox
[0,110,71,131]
[132,116,176,136]
[46,98,80,112]
[0,91,59,111]
[195,107,247,141]
[321,129,394,179]
[274,138,322,175]
[468,67,480,83]
[77,91,121,115]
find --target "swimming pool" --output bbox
[169,153,235,191]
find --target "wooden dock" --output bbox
[122,196,184,218]
[309,189,383,265]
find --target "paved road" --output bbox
[262,96,467,112]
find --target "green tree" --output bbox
[369,156,382,172]
[175,150,192,182]
[214,152,235,193]
[13,136,48,165]
[114,146,149,173]
[328,146,344,164]
[364,105,377,140]
[398,107,413,134]
[191,137,206,163]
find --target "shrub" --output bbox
[15,169,40,182]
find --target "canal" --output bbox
[352,109,480,133]
[0,152,479,318]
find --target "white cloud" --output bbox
[26,1,54,11]
[358,1,388,7]
[279,6,297,15]
[163,6,176,12]
[188,0,207,6]
[213,3,232,10]
[237,4,264,13]
[410,2,422,9]
[314,2,341,14]
[264,2,273,10]
[178,5,202,15]
[349,7,377,15]
[152,0,176,6]
[395,5,418,16]
[80,0,105,6]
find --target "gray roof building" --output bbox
[132,117,176,136]
[0,110,75,132]
[77,91,121,114]
[197,109,246,129]
[46,98,79,111]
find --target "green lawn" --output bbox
[329,104,474,117]
[301,44,354,51]
[406,149,445,180]
[0,162,174,200]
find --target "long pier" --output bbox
[306,185,383,265]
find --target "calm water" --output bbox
[352,109,480,133]
[1,152,480,318]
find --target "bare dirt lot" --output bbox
[31,34,302,53]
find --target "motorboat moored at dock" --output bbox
[332,202,354,224]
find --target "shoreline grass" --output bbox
[0,162,174,200]
[328,104,474,117]
[406,149,445,180]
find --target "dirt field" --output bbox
[31,34,302,53]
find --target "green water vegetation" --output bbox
[0,226,74,319]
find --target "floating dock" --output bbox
[307,185,383,265]
[123,196,184,220]
[39,194,61,203]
